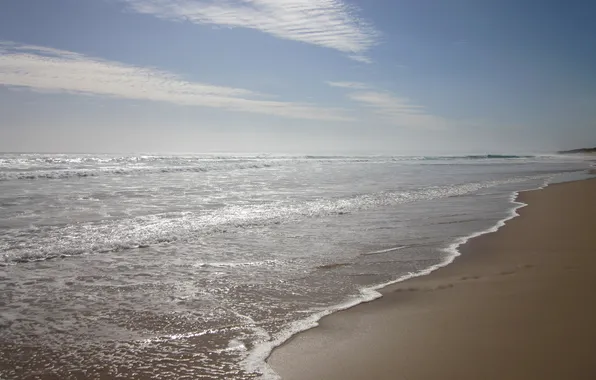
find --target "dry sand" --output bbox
[268,178,596,380]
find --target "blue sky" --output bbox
[1,0,595,154]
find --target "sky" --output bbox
[1,0,595,154]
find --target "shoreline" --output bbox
[247,175,563,377]
[267,178,596,379]
[253,179,543,377]
[249,179,540,377]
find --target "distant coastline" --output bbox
[558,147,596,154]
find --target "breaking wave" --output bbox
[1,174,552,265]
[0,162,277,181]
[420,154,535,161]
[0,154,539,181]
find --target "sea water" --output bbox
[0,153,592,379]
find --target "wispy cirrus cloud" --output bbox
[120,0,379,62]
[0,41,352,121]
[326,81,370,90]
[328,81,450,129]
[347,55,373,64]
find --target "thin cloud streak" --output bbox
[121,0,379,61]
[348,55,373,64]
[329,81,450,129]
[0,42,352,121]
[326,81,370,89]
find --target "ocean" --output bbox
[0,153,593,379]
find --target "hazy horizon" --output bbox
[0,149,568,156]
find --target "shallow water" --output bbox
[0,153,592,379]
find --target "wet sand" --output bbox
[268,178,596,380]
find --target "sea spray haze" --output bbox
[0,153,592,379]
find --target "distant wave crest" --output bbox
[422,154,535,161]
[0,162,276,181]
[0,154,538,181]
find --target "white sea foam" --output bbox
[193,260,282,268]
[0,162,280,181]
[2,153,586,182]
[362,245,407,256]
[1,173,559,264]
[242,286,384,379]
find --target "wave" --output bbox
[293,154,533,160]
[0,154,541,180]
[194,260,282,269]
[361,246,408,256]
[1,173,553,265]
[0,162,278,181]
[420,154,535,161]
[469,154,534,159]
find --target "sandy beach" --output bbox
[268,178,596,380]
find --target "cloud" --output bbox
[120,0,379,61]
[347,55,373,64]
[0,41,352,121]
[328,81,450,129]
[326,81,370,90]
